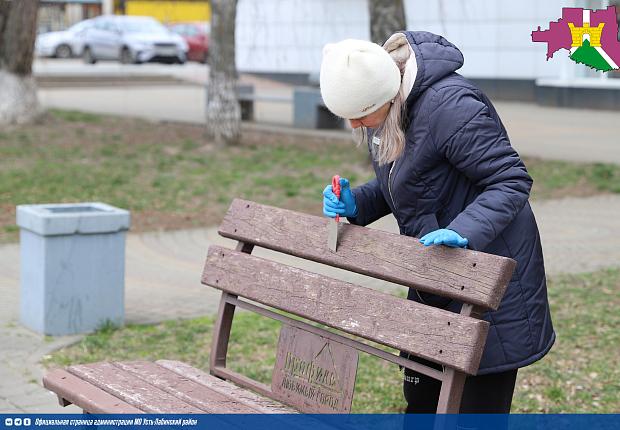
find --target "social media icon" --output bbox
[5,418,13,426]
[14,418,22,426]
[23,418,31,426]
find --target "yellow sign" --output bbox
[123,1,211,24]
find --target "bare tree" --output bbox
[0,0,40,126]
[205,0,240,146]
[368,0,406,45]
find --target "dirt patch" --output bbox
[531,177,606,200]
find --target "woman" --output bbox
[320,31,555,413]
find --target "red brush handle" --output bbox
[332,175,341,222]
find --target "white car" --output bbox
[35,19,94,58]
[81,15,188,64]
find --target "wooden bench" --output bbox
[43,198,515,414]
[236,83,292,122]
[236,83,344,129]
[292,87,344,129]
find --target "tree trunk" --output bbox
[205,0,240,146]
[0,0,40,126]
[368,0,406,45]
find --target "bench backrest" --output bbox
[202,199,516,413]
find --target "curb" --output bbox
[35,74,197,88]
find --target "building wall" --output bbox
[236,0,369,74]
[236,0,615,81]
[38,4,67,32]
[38,2,103,32]
[405,0,578,79]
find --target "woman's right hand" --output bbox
[323,177,358,218]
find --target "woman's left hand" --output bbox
[419,229,468,248]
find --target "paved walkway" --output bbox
[32,58,620,164]
[1,194,619,412]
[37,85,620,165]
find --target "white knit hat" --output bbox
[320,39,401,120]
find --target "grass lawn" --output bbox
[44,267,620,413]
[1,110,620,243]
[0,110,372,243]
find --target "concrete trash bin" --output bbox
[16,202,130,336]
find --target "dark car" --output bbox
[168,22,209,63]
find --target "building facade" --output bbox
[235,0,620,106]
[38,0,104,32]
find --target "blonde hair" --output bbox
[352,87,406,166]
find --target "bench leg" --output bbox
[57,395,72,407]
[435,303,484,414]
[55,394,94,415]
[239,100,254,121]
[436,369,466,413]
[210,292,236,371]
[210,241,254,374]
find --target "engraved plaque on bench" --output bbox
[272,325,359,413]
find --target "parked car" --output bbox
[81,15,188,64]
[35,19,94,59]
[168,22,209,63]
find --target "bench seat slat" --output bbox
[67,362,203,414]
[117,360,295,414]
[43,369,144,414]
[203,246,489,375]
[156,360,296,413]
[218,199,515,310]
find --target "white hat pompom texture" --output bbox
[320,39,401,120]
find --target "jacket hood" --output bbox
[398,31,464,102]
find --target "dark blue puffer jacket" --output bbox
[348,31,555,374]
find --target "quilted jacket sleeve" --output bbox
[429,87,533,251]
[347,177,392,226]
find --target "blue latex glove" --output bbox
[323,177,358,218]
[419,229,468,248]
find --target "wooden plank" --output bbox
[156,360,297,413]
[218,199,515,310]
[228,295,446,381]
[115,361,284,414]
[67,362,203,414]
[202,246,488,375]
[210,366,282,404]
[43,369,144,414]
